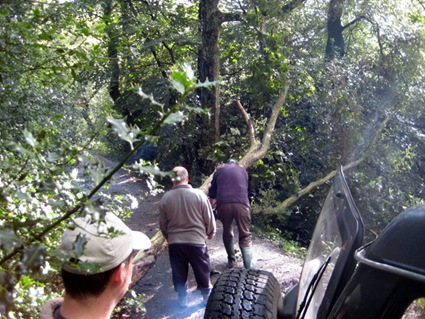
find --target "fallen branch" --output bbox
[135,81,292,282]
[262,157,365,215]
[131,231,168,285]
[258,102,397,215]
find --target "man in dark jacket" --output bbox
[208,159,253,269]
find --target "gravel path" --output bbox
[131,220,303,319]
[98,156,303,319]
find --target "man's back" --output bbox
[209,164,249,208]
[160,184,215,245]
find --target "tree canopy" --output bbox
[1,0,425,316]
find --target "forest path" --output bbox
[98,155,303,319]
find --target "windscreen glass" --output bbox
[295,171,361,319]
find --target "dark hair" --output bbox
[61,251,136,299]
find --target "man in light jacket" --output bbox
[159,166,216,308]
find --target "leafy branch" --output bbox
[0,63,214,280]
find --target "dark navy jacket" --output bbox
[208,163,250,208]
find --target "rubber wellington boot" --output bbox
[177,293,188,308]
[240,246,253,269]
[224,242,236,268]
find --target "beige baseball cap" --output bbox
[60,212,151,274]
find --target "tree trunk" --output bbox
[197,0,221,145]
[102,0,121,103]
[325,0,346,61]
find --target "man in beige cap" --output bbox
[40,212,151,319]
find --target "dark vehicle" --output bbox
[204,168,425,319]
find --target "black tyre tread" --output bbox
[204,268,283,319]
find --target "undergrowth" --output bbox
[251,224,307,259]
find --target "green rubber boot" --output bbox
[224,242,236,268]
[240,246,253,269]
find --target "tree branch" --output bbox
[239,80,291,168]
[342,15,367,31]
[131,231,168,284]
[221,12,243,23]
[236,100,257,147]
[264,157,365,215]
[261,103,398,215]
[199,80,291,193]
[282,0,307,14]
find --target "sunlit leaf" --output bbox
[72,233,88,258]
[181,62,195,80]
[164,111,186,125]
[24,130,36,147]
[47,152,61,162]
[107,117,141,149]
[195,79,218,89]
[171,76,186,94]
[137,88,164,107]
[171,63,197,94]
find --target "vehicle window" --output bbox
[295,170,363,319]
[296,187,343,319]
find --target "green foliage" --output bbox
[1,0,425,316]
[113,289,148,318]
[0,127,84,316]
[251,222,307,258]
[108,117,141,150]
[417,298,425,309]
[0,50,212,316]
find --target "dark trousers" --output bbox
[168,243,212,297]
[218,202,252,248]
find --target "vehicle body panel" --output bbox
[283,168,425,319]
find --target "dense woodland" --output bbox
[1,0,425,317]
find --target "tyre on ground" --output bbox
[204,268,284,319]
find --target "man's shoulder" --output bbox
[160,188,177,202]
[217,164,246,174]
[187,186,205,195]
[187,187,209,200]
[163,184,202,196]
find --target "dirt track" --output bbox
[100,157,303,319]
[102,156,425,319]
[130,220,302,319]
